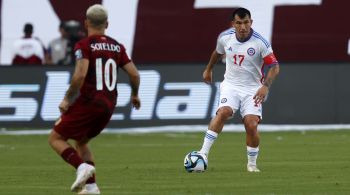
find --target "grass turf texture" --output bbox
[0,130,349,195]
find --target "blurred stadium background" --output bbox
[1,0,350,131]
[1,1,350,194]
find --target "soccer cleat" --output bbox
[247,164,260,172]
[71,163,96,192]
[78,183,101,195]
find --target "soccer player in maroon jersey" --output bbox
[48,4,141,194]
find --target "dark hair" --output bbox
[59,22,66,29]
[23,23,33,34]
[232,8,251,20]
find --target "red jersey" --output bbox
[74,35,131,110]
[54,35,131,140]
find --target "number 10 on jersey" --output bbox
[96,58,117,91]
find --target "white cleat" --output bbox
[78,183,101,195]
[71,163,96,192]
[247,164,260,172]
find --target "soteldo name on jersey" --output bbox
[90,43,121,52]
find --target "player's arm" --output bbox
[263,63,280,88]
[59,59,89,113]
[122,62,141,109]
[203,50,223,84]
[254,53,280,105]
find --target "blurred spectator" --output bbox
[11,23,46,65]
[48,20,85,65]
[47,22,69,65]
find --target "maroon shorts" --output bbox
[54,100,113,141]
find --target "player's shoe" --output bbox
[78,183,101,195]
[71,163,96,192]
[247,164,260,172]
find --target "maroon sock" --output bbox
[85,161,96,184]
[60,147,84,169]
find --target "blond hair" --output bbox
[86,4,108,28]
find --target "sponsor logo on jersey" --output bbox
[221,98,227,103]
[75,49,82,60]
[247,47,255,56]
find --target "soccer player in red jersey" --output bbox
[48,4,141,194]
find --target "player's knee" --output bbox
[75,138,90,148]
[48,132,55,146]
[244,118,259,132]
[217,107,233,120]
[247,122,258,132]
[48,130,66,146]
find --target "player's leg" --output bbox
[69,140,96,192]
[243,114,261,172]
[199,82,238,156]
[49,130,95,192]
[76,139,96,184]
[75,138,94,162]
[240,94,262,172]
[51,104,103,192]
[244,115,260,147]
[48,130,84,169]
[75,112,111,194]
[199,106,234,156]
[75,139,100,195]
[240,93,262,172]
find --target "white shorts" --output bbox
[216,81,262,119]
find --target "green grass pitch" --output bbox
[0,130,349,195]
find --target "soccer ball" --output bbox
[184,151,208,172]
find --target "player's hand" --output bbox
[203,68,212,84]
[59,99,71,114]
[131,95,141,109]
[254,85,269,105]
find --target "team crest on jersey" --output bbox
[75,49,83,60]
[247,47,255,56]
[221,98,227,103]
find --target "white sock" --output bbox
[247,146,259,166]
[199,130,218,155]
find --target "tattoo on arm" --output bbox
[263,78,273,88]
[64,82,80,102]
[263,65,279,88]
[129,73,140,96]
[207,51,223,70]
[131,78,139,96]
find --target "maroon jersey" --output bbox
[12,55,42,65]
[74,35,131,110]
[54,35,131,140]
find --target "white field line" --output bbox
[1,124,350,135]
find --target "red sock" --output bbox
[85,161,96,184]
[60,147,84,169]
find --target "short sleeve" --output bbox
[74,41,89,60]
[260,41,273,59]
[119,44,131,66]
[261,44,278,65]
[216,36,225,54]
